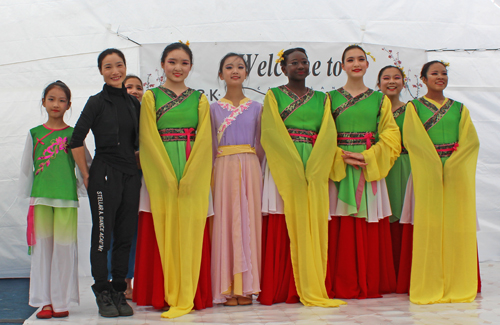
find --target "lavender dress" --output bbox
[210,98,263,303]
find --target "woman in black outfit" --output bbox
[70,48,141,318]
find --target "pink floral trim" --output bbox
[35,137,69,175]
[216,99,252,143]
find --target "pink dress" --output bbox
[210,98,263,303]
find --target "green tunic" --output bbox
[271,86,325,168]
[329,88,384,219]
[411,97,462,165]
[30,125,77,201]
[150,87,200,181]
[385,104,411,222]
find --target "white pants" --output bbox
[29,205,79,312]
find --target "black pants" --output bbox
[88,159,140,292]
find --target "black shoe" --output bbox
[92,285,119,317]
[111,290,134,316]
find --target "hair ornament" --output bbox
[400,67,407,80]
[440,60,450,67]
[366,52,376,62]
[178,40,190,47]
[275,49,284,63]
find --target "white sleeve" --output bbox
[76,142,93,197]
[18,132,34,198]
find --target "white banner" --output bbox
[140,42,428,103]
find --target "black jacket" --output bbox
[70,84,140,150]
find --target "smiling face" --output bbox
[342,48,368,78]
[42,86,70,119]
[100,53,126,88]
[125,77,144,102]
[219,56,247,86]
[422,62,448,92]
[379,67,404,97]
[281,50,310,81]
[161,48,192,84]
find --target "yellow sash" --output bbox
[216,144,256,158]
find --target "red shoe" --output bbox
[53,311,69,318]
[36,305,53,319]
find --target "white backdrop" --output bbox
[140,42,427,101]
[1,0,500,278]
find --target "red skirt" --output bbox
[133,212,213,309]
[397,223,482,294]
[390,222,404,280]
[258,214,299,305]
[325,216,396,299]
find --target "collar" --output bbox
[423,96,449,109]
[218,97,250,107]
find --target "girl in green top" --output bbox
[19,81,84,319]
[326,45,401,299]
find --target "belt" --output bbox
[435,142,459,158]
[287,128,318,146]
[216,144,256,158]
[337,131,375,149]
[158,127,196,160]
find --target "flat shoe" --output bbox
[53,311,69,318]
[36,305,53,319]
[237,296,253,305]
[223,297,238,306]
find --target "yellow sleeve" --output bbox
[441,105,479,303]
[261,90,345,308]
[361,95,401,182]
[403,102,478,304]
[139,90,178,259]
[329,93,346,182]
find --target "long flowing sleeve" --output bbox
[361,95,401,182]
[329,92,346,182]
[403,102,479,304]
[261,90,345,308]
[18,132,34,199]
[140,90,212,318]
[210,105,218,166]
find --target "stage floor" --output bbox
[24,262,500,325]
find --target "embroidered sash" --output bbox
[216,99,253,144]
[287,128,318,146]
[156,87,195,122]
[434,142,459,158]
[157,127,196,160]
[337,131,375,148]
[278,86,314,121]
[333,87,374,119]
[418,97,455,131]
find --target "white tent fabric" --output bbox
[1,0,500,277]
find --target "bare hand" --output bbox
[342,150,365,162]
[135,151,141,170]
[343,157,367,170]
[83,175,89,189]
